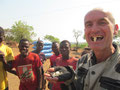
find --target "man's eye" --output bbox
[85,23,92,27]
[25,46,29,48]
[99,21,107,25]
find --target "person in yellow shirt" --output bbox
[0,27,14,90]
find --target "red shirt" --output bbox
[32,50,46,63]
[12,52,42,90]
[50,54,61,67]
[52,57,78,90]
[56,57,78,70]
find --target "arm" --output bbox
[36,67,42,90]
[36,54,46,90]
[45,66,75,83]
[41,66,46,90]
[36,66,46,90]
[3,46,17,75]
[0,51,12,70]
[7,61,17,75]
[49,57,54,67]
[43,54,46,61]
[0,52,17,75]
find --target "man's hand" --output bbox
[44,67,59,83]
[0,51,5,62]
[0,51,14,71]
[44,66,73,83]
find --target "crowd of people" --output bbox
[0,8,120,90]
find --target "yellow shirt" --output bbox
[0,44,14,90]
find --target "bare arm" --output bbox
[0,51,16,75]
[36,67,42,90]
[7,61,17,75]
[2,59,17,75]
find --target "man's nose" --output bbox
[23,47,26,49]
[62,48,66,51]
[91,24,100,32]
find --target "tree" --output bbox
[4,28,14,41]
[11,20,36,42]
[73,29,82,51]
[44,35,60,43]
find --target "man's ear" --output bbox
[114,24,119,35]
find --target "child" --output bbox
[51,40,78,90]
[48,42,61,89]
[50,42,61,67]
[0,27,14,90]
[32,39,46,90]
[12,39,43,90]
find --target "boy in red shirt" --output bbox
[32,39,46,90]
[48,42,61,89]
[51,40,78,90]
[12,39,43,90]
[50,42,61,67]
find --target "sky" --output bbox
[0,0,120,43]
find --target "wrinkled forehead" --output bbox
[84,10,107,22]
[84,10,115,24]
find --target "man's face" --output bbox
[36,42,43,51]
[52,43,59,55]
[60,42,70,57]
[84,10,115,51]
[19,41,29,57]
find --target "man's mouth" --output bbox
[21,50,26,53]
[91,36,104,42]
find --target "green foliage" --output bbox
[79,43,88,49]
[44,35,60,43]
[71,43,76,48]
[4,28,14,41]
[71,42,88,49]
[10,20,36,42]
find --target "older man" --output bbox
[45,8,120,90]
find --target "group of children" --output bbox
[0,27,45,90]
[0,26,90,90]
[49,40,78,90]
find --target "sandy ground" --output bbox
[7,45,83,90]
